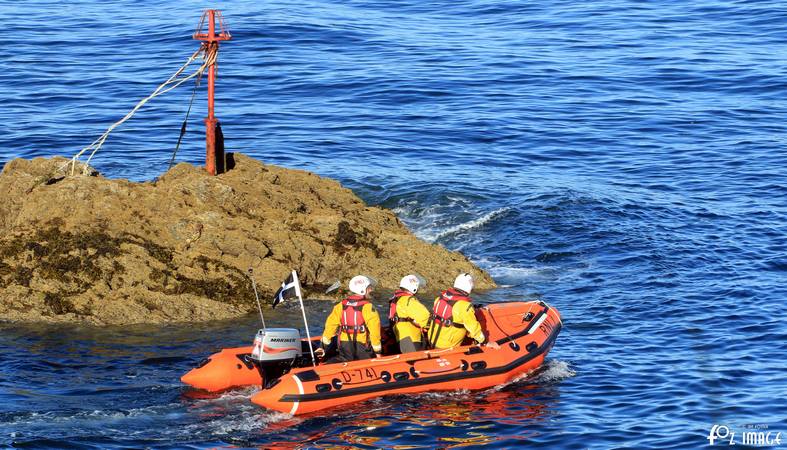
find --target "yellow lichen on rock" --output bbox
[0,154,495,325]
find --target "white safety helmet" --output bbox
[453,273,474,294]
[399,274,421,294]
[349,275,372,296]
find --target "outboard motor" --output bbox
[250,328,302,387]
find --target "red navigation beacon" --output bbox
[193,10,231,175]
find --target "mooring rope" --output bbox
[168,68,204,171]
[63,44,218,176]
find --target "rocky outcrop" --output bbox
[0,154,494,325]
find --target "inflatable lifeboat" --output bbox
[181,301,561,415]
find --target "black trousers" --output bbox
[327,340,376,362]
[398,337,425,354]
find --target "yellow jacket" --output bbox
[321,298,382,353]
[428,295,485,349]
[390,293,431,343]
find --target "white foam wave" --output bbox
[419,207,511,242]
[530,360,576,383]
[0,403,178,426]
[184,408,294,436]
[190,386,260,405]
[391,196,465,220]
[469,256,560,285]
[486,265,558,281]
[484,360,575,393]
[417,389,471,400]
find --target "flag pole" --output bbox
[248,269,266,330]
[292,270,316,367]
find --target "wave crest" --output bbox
[412,207,512,242]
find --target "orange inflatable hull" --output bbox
[181,346,263,392]
[251,301,561,415]
[181,339,325,392]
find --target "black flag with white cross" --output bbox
[272,271,299,309]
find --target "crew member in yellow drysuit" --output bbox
[388,274,431,353]
[317,275,382,361]
[427,273,500,350]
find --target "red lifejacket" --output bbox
[340,295,370,334]
[431,288,471,327]
[388,289,413,323]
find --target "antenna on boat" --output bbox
[248,268,267,330]
[291,271,318,367]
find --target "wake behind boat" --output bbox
[181,300,561,415]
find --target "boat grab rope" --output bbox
[62,44,218,176]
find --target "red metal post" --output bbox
[194,10,231,175]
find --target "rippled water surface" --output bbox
[2,0,786,448]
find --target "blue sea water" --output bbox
[1,0,786,448]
